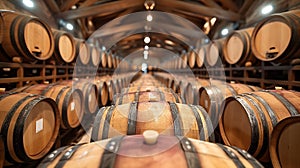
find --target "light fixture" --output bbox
[143,50,149,55]
[165,40,175,46]
[144,54,148,60]
[204,22,209,28]
[147,14,153,22]
[144,36,151,44]
[261,4,273,15]
[221,28,229,36]
[23,0,34,8]
[156,44,161,47]
[210,17,217,25]
[144,0,155,10]
[66,23,74,30]
[144,45,149,50]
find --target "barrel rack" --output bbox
[0,61,115,91]
[164,63,300,91]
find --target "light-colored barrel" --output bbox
[38,135,263,168]
[0,92,59,163]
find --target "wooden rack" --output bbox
[165,63,300,91]
[0,61,115,91]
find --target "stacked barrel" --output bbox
[37,73,263,168]
[154,71,300,167]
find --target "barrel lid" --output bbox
[251,16,292,61]
[224,33,244,64]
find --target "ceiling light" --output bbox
[23,0,34,8]
[156,44,161,47]
[261,4,273,15]
[147,14,153,22]
[165,40,175,45]
[210,17,217,25]
[143,50,149,55]
[204,22,209,28]
[144,36,151,44]
[221,28,229,36]
[144,45,149,50]
[144,54,148,60]
[144,0,155,10]
[66,23,74,30]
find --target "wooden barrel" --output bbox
[121,86,175,95]
[52,29,76,64]
[90,46,100,67]
[94,79,109,106]
[270,115,300,168]
[207,38,225,67]
[91,102,215,141]
[59,80,98,114]
[74,38,90,65]
[188,50,196,68]
[0,92,59,163]
[251,10,300,64]
[223,27,256,66]
[113,91,183,105]
[15,84,84,129]
[39,134,263,168]
[100,50,107,68]
[219,90,300,162]
[183,79,210,105]
[0,11,54,62]
[107,52,113,68]
[199,83,261,125]
[196,45,207,68]
[0,135,5,168]
[182,53,188,68]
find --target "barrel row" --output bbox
[164,9,300,69]
[0,10,124,67]
[155,72,300,167]
[37,73,263,167]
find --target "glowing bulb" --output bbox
[147,14,153,22]
[144,45,149,50]
[143,50,149,55]
[221,28,229,36]
[23,0,34,8]
[144,36,151,44]
[66,23,74,30]
[144,54,148,60]
[261,5,273,15]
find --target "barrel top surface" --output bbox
[270,115,300,168]
[23,101,56,156]
[207,43,219,66]
[222,98,252,151]
[225,34,244,64]
[58,34,75,62]
[24,21,52,59]
[253,21,291,61]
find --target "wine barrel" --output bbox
[107,52,113,68]
[251,10,300,64]
[121,86,176,95]
[59,80,98,114]
[90,46,100,67]
[15,84,84,129]
[199,83,261,125]
[207,38,226,67]
[113,91,183,105]
[219,90,300,162]
[0,92,59,163]
[270,115,300,168]
[182,53,188,68]
[39,134,263,168]
[52,29,76,64]
[74,38,90,65]
[100,50,107,68]
[94,79,109,106]
[0,135,4,168]
[91,102,215,141]
[183,79,210,105]
[188,50,196,68]
[196,45,207,68]
[0,11,54,62]
[223,27,256,66]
